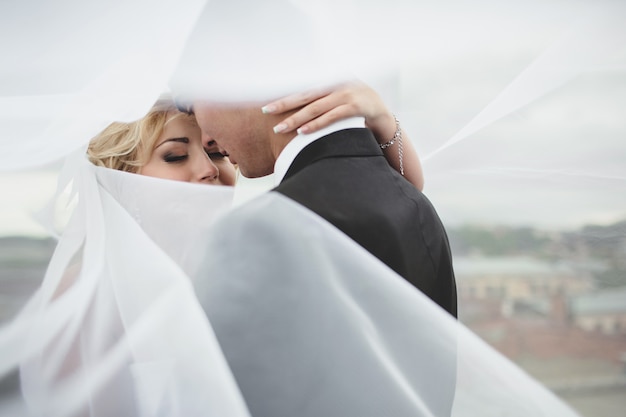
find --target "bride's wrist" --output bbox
[366,112,396,144]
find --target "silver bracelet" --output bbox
[378,114,404,176]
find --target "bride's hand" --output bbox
[261,80,396,142]
[261,80,425,191]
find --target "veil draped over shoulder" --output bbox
[1,0,625,416]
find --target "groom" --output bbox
[191,100,457,317]
[188,94,458,417]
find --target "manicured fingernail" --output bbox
[273,123,287,134]
[262,105,276,114]
[297,126,310,135]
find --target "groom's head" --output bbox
[189,100,296,178]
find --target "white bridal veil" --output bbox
[1,0,625,416]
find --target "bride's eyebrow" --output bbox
[155,137,189,149]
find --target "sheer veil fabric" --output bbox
[2,161,248,416]
[195,191,580,417]
[1,0,624,415]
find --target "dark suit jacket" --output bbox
[274,128,457,317]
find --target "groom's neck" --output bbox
[267,109,299,161]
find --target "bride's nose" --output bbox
[193,153,220,184]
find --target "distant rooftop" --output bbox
[453,256,583,278]
[571,287,626,315]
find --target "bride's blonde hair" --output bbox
[87,97,193,173]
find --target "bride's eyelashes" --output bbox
[162,152,189,163]
[161,151,223,164]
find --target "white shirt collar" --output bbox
[273,117,365,185]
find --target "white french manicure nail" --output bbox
[273,123,287,134]
[262,105,276,114]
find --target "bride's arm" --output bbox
[261,81,424,191]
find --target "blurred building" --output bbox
[455,256,593,314]
[571,287,626,336]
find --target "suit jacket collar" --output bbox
[281,128,383,183]
[274,117,365,185]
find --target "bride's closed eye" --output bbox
[162,152,189,163]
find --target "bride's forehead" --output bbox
[160,124,199,141]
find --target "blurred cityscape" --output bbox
[1,219,625,416]
[449,219,626,417]
[0,236,55,324]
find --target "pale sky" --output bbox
[1,0,624,236]
[401,67,626,230]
